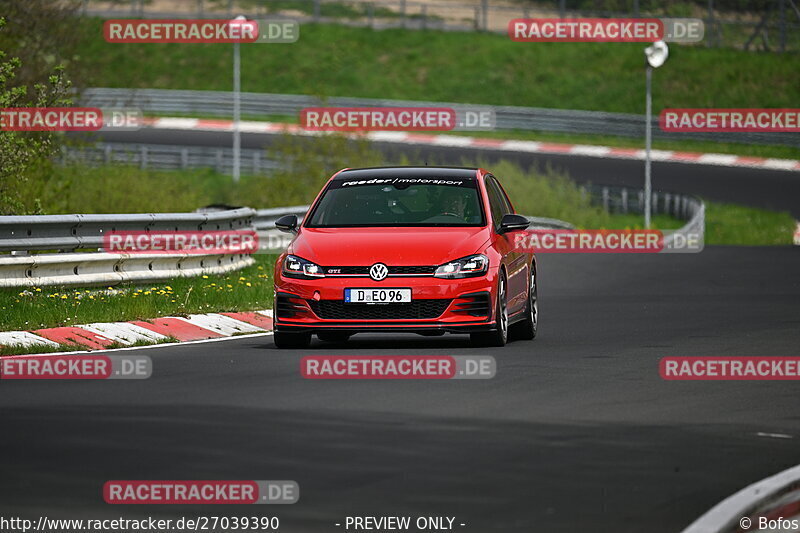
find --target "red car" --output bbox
[272,167,538,348]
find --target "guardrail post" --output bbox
[652,192,659,215]
[421,5,427,30]
[253,152,261,175]
[369,3,375,28]
[400,0,406,27]
[181,148,189,170]
[665,193,671,215]
[474,6,480,30]
[482,0,488,31]
[140,146,148,169]
[314,0,321,21]
[197,0,204,17]
[558,0,565,18]
[637,190,644,212]
[706,0,715,47]
[216,149,224,174]
[601,186,609,213]
[104,145,112,164]
[621,188,628,214]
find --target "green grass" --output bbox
[705,202,797,246]
[75,19,799,116]
[0,255,278,333]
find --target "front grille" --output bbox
[323,265,436,276]
[309,299,451,320]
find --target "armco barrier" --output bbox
[81,88,798,148]
[0,252,254,288]
[62,143,281,175]
[0,208,256,253]
[585,183,706,246]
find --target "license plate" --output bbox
[344,288,412,303]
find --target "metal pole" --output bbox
[779,0,787,53]
[233,41,241,183]
[644,64,652,229]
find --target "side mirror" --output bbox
[275,214,299,233]
[498,213,530,234]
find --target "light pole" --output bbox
[643,40,668,229]
[229,15,248,184]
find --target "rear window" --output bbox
[305,176,486,228]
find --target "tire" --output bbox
[273,330,312,349]
[470,273,508,347]
[317,332,352,343]
[510,266,537,341]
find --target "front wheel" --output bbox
[510,266,537,341]
[470,273,508,347]
[273,330,311,349]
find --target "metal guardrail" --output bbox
[585,183,706,244]
[0,208,256,253]
[62,143,280,175]
[81,88,799,148]
[0,252,254,288]
[0,208,258,287]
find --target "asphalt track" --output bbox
[83,128,800,217]
[2,247,799,532]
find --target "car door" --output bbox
[485,175,528,315]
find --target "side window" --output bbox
[484,176,505,227]
[490,176,514,215]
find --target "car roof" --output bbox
[333,167,480,180]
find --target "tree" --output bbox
[0,17,73,215]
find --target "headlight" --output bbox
[282,255,325,279]
[434,254,488,279]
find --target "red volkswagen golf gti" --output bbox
[272,167,538,348]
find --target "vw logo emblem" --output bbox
[369,263,389,281]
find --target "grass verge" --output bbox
[0,255,278,332]
[75,21,799,116]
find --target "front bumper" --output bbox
[274,272,498,333]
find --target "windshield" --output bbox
[306,176,486,227]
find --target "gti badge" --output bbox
[369,263,389,281]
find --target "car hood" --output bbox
[288,227,491,266]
